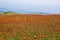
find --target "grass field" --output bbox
[0,14,60,40]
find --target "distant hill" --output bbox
[30,12,47,14]
[0,8,48,14]
[0,10,5,13]
[0,8,9,13]
[3,12,17,14]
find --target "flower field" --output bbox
[0,14,60,40]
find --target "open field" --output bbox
[0,14,60,40]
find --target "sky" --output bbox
[0,0,60,14]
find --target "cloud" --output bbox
[0,0,60,13]
[0,0,59,6]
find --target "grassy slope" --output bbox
[0,14,60,40]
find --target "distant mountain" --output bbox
[0,8,9,13]
[0,8,27,13]
[0,10,5,13]
[0,11,3,13]
[0,8,47,14]
[28,12,47,15]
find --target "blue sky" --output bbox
[0,0,60,13]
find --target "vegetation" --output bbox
[3,12,17,14]
[0,14,60,40]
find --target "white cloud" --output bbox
[0,0,60,13]
[0,0,59,6]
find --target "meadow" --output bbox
[0,13,60,40]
